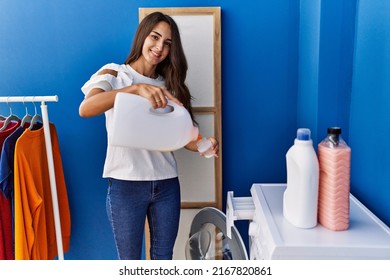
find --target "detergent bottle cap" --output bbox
[327,127,341,135]
[327,127,342,146]
[297,128,311,141]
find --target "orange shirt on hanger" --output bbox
[14,123,71,260]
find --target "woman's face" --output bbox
[142,21,172,66]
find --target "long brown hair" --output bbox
[124,12,196,124]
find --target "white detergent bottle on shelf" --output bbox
[318,127,351,231]
[283,128,319,228]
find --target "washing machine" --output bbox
[186,183,390,260]
[185,207,249,260]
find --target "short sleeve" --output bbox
[81,63,119,96]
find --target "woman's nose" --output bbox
[155,40,164,50]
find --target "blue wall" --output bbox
[298,0,356,142]
[1,0,389,259]
[349,0,390,226]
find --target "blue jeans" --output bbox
[106,177,181,260]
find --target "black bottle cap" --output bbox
[327,127,341,135]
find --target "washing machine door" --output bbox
[185,207,248,260]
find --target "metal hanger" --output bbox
[28,97,43,130]
[21,96,33,128]
[0,97,20,131]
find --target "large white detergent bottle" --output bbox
[110,92,199,151]
[283,128,319,228]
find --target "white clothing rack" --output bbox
[0,95,64,260]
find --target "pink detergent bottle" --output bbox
[318,127,351,231]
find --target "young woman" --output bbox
[79,12,218,260]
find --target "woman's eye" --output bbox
[164,42,172,47]
[151,35,159,40]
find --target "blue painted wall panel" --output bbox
[349,0,390,226]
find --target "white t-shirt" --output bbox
[81,63,178,180]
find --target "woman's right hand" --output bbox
[132,83,183,109]
[79,83,183,118]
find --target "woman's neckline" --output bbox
[126,63,160,80]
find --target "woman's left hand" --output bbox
[185,136,219,157]
[207,137,219,158]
